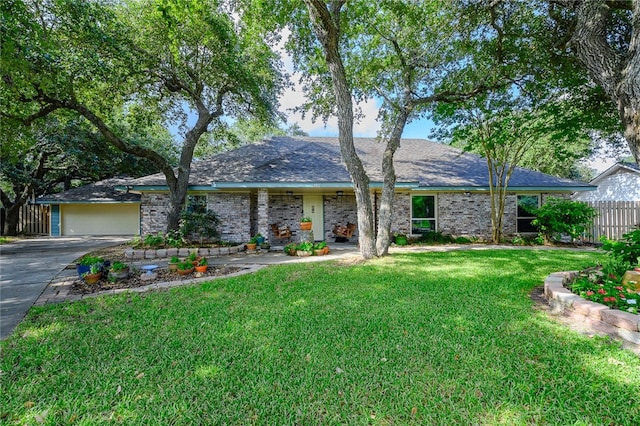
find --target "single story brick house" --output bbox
[102,136,594,243]
[36,177,141,236]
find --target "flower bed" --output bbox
[570,267,639,314]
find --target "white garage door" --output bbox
[61,203,140,236]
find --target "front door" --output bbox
[303,194,324,241]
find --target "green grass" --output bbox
[2,249,640,425]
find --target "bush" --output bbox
[180,209,220,244]
[601,228,640,266]
[529,197,597,243]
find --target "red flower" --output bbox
[619,294,626,299]
[586,290,595,296]
[597,288,607,295]
[615,286,623,291]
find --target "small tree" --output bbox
[530,197,597,244]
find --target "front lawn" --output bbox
[2,249,639,425]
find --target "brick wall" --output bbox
[141,190,560,242]
[209,192,251,243]
[323,195,358,241]
[141,193,170,235]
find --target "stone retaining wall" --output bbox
[544,271,640,346]
[125,244,246,260]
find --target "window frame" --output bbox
[516,194,540,234]
[410,194,437,235]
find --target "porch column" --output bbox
[257,188,269,239]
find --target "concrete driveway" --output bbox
[0,236,130,340]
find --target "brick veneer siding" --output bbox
[210,192,251,243]
[140,189,566,243]
[323,195,358,241]
[268,194,303,237]
[140,193,170,235]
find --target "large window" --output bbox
[411,195,436,234]
[517,195,539,233]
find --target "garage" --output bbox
[60,203,140,236]
[37,178,141,237]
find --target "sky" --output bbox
[275,53,622,175]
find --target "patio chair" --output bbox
[270,223,292,241]
[333,222,356,242]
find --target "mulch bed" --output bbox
[70,266,241,295]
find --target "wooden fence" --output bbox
[585,201,640,242]
[0,204,49,236]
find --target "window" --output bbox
[411,195,436,234]
[187,195,207,214]
[517,195,539,233]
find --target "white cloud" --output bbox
[276,29,381,138]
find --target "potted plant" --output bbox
[109,261,130,280]
[255,233,265,245]
[186,251,201,266]
[246,236,258,251]
[76,255,105,278]
[296,241,314,256]
[177,260,194,275]
[313,241,327,256]
[82,263,103,284]
[284,243,297,256]
[195,257,208,273]
[260,240,271,251]
[300,217,312,231]
[168,255,180,272]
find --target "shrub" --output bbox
[180,209,220,244]
[529,197,597,243]
[601,228,640,266]
[143,232,164,248]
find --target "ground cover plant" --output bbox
[2,250,640,424]
[570,229,640,313]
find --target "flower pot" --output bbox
[109,268,129,280]
[195,265,208,273]
[83,272,102,284]
[323,246,330,255]
[296,250,312,257]
[76,264,91,278]
[246,243,257,251]
[168,262,179,272]
[300,222,312,231]
[313,249,325,256]
[177,267,194,276]
[256,236,265,245]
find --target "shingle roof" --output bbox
[37,177,141,203]
[126,136,593,191]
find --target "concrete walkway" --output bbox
[0,236,131,340]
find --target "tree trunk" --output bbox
[2,204,21,236]
[569,0,640,164]
[376,106,410,256]
[304,0,377,258]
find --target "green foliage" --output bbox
[571,268,639,314]
[283,243,296,255]
[179,209,220,244]
[143,233,164,248]
[177,260,193,271]
[198,257,208,266]
[163,229,185,248]
[110,261,128,272]
[313,241,327,250]
[529,198,598,242]
[169,256,180,264]
[417,231,455,244]
[601,229,640,266]
[300,217,312,223]
[296,241,313,252]
[77,255,104,266]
